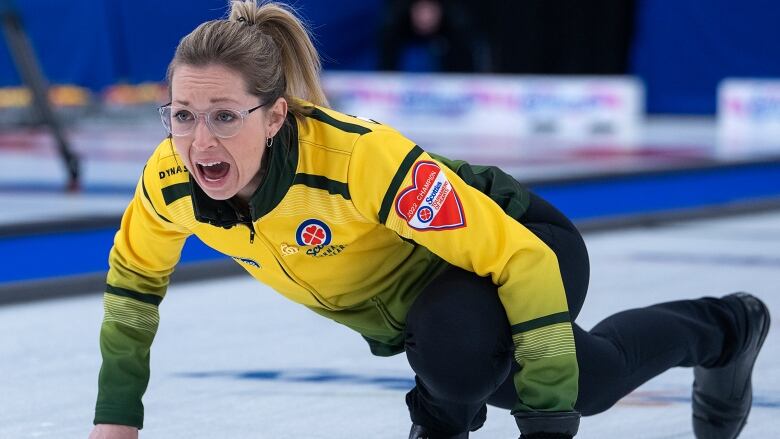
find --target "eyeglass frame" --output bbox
[158,100,270,139]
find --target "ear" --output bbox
[266,97,288,137]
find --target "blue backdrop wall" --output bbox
[0,0,382,90]
[1,0,779,114]
[630,0,780,114]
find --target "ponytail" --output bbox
[168,1,328,119]
[230,1,328,112]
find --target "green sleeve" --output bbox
[94,157,189,428]
[94,289,161,428]
[510,317,579,412]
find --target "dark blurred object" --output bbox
[378,0,489,72]
[484,0,635,74]
[1,0,80,191]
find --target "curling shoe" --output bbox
[408,424,468,439]
[692,292,770,439]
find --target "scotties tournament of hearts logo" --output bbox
[394,161,466,231]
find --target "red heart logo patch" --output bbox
[304,225,326,245]
[394,161,466,231]
[296,219,332,246]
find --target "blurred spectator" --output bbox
[483,0,636,74]
[378,0,489,72]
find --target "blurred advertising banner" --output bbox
[322,72,643,142]
[719,79,780,153]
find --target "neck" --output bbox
[235,146,271,204]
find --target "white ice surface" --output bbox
[1,212,778,438]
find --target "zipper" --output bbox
[235,210,256,244]
[244,222,255,244]
[371,297,404,331]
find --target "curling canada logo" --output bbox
[296,219,332,246]
[395,161,465,231]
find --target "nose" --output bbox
[191,116,216,150]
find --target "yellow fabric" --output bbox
[101,104,579,421]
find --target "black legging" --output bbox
[403,192,741,435]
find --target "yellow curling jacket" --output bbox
[95,104,578,428]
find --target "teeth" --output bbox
[197,161,223,167]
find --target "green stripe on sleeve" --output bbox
[511,311,571,334]
[103,294,160,334]
[378,145,424,224]
[106,284,163,306]
[161,182,190,205]
[308,108,372,135]
[512,323,576,361]
[292,173,351,199]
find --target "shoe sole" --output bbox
[726,294,771,439]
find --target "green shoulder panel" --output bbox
[428,152,531,220]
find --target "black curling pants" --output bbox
[403,192,743,436]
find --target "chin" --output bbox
[205,189,236,201]
[197,180,237,201]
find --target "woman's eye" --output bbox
[174,111,193,122]
[215,111,236,122]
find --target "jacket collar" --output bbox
[190,113,299,227]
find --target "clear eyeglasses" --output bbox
[158,102,267,139]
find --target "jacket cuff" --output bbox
[513,411,580,436]
[94,408,144,429]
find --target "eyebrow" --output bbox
[172,97,245,107]
[172,97,242,106]
[209,97,242,104]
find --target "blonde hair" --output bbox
[167,0,328,118]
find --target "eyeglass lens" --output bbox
[160,107,245,138]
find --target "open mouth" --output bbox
[197,161,231,182]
